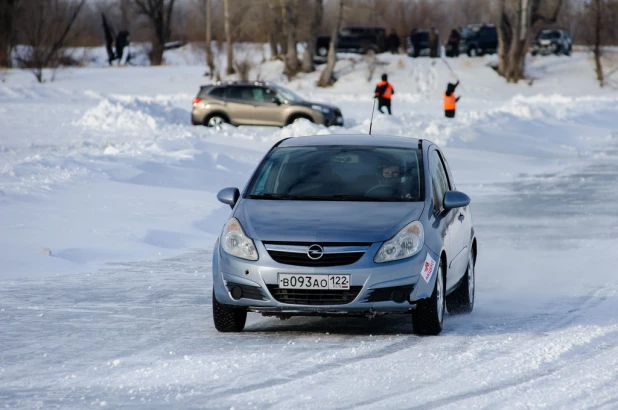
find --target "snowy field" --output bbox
[2,46,618,409]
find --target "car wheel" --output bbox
[413,259,445,335]
[446,251,475,314]
[317,46,328,57]
[212,291,247,332]
[468,47,478,57]
[205,114,227,128]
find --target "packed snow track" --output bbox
[2,51,618,409]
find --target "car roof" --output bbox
[277,134,423,149]
[201,80,276,88]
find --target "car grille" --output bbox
[267,285,362,305]
[263,242,370,267]
[363,285,415,302]
[225,281,267,301]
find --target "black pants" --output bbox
[378,98,392,115]
[445,109,455,118]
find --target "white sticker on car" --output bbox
[421,253,436,283]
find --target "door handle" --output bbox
[458,213,465,222]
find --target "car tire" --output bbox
[205,114,228,128]
[468,47,478,57]
[317,46,328,57]
[413,259,445,335]
[212,291,247,332]
[446,251,475,314]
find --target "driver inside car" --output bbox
[367,162,413,199]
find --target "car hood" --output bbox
[296,101,340,112]
[235,199,425,243]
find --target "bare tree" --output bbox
[497,0,564,83]
[317,0,344,87]
[302,0,323,73]
[133,0,176,66]
[0,0,16,68]
[281,0,300,77]
[224,0,234,74]
[15,0,86,82]
[204,0,214,76]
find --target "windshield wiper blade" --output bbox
[248,193,301,200]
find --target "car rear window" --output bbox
[247,146,425,202]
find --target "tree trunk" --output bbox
[302,0,323,73]
[150,41,164,66]
[0,0,15,68]
[205,0,214,76]
[317,0,343,87]
[224,0,234,75]
[282,0,299,77]
[497,0,563,83]
[267,0,281,60]
[593,0,604,87]
[119,0,130,31]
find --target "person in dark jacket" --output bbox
[443,81,461,118]
[386,29,400,54]
[428,27,438,58]
[410,28,420,58]
[375,73,394,115]
[447,28,461,57]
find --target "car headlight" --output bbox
[221,218,258,261]
[311,104,331,114]
[374,221,424,263]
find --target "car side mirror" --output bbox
[271,97,281,105]
[443,190,470,211]
[217,187,240,208]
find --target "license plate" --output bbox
[278,274,350,290]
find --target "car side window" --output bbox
[226,86,253,101]
[251,87,275,103]
[208,87,225,99]
[430,150,450,214]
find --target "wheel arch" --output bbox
[205,111,231,126]
[285,112,315,126]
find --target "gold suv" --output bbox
[191,81,344,128]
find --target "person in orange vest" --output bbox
[444,81,461,118]
[374,74,394,115]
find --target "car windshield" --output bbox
[272,85,304,103]
[539,31,560,39]
[247,145,424,202]
[461,26,480,38]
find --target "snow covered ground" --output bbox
[1,47,618,408]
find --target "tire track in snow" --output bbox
[346,287,618,409]
[200,336,421,401]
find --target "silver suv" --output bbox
[191,81,344,128]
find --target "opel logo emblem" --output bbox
[307,244,324,260]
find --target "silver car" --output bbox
[212,134,478,335]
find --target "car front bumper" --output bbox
[212,239,439,316]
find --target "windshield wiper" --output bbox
[248,193,304,200]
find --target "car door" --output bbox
[429,148,466,292]
[251,87,284,126]
[440,149,472,283]
[224,86,255,125]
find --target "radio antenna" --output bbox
[369,98,376,135]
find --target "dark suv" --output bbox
[316,26,386,57]
[532,29,572,56]
[459,24,498,57]
[191,82,344,128]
